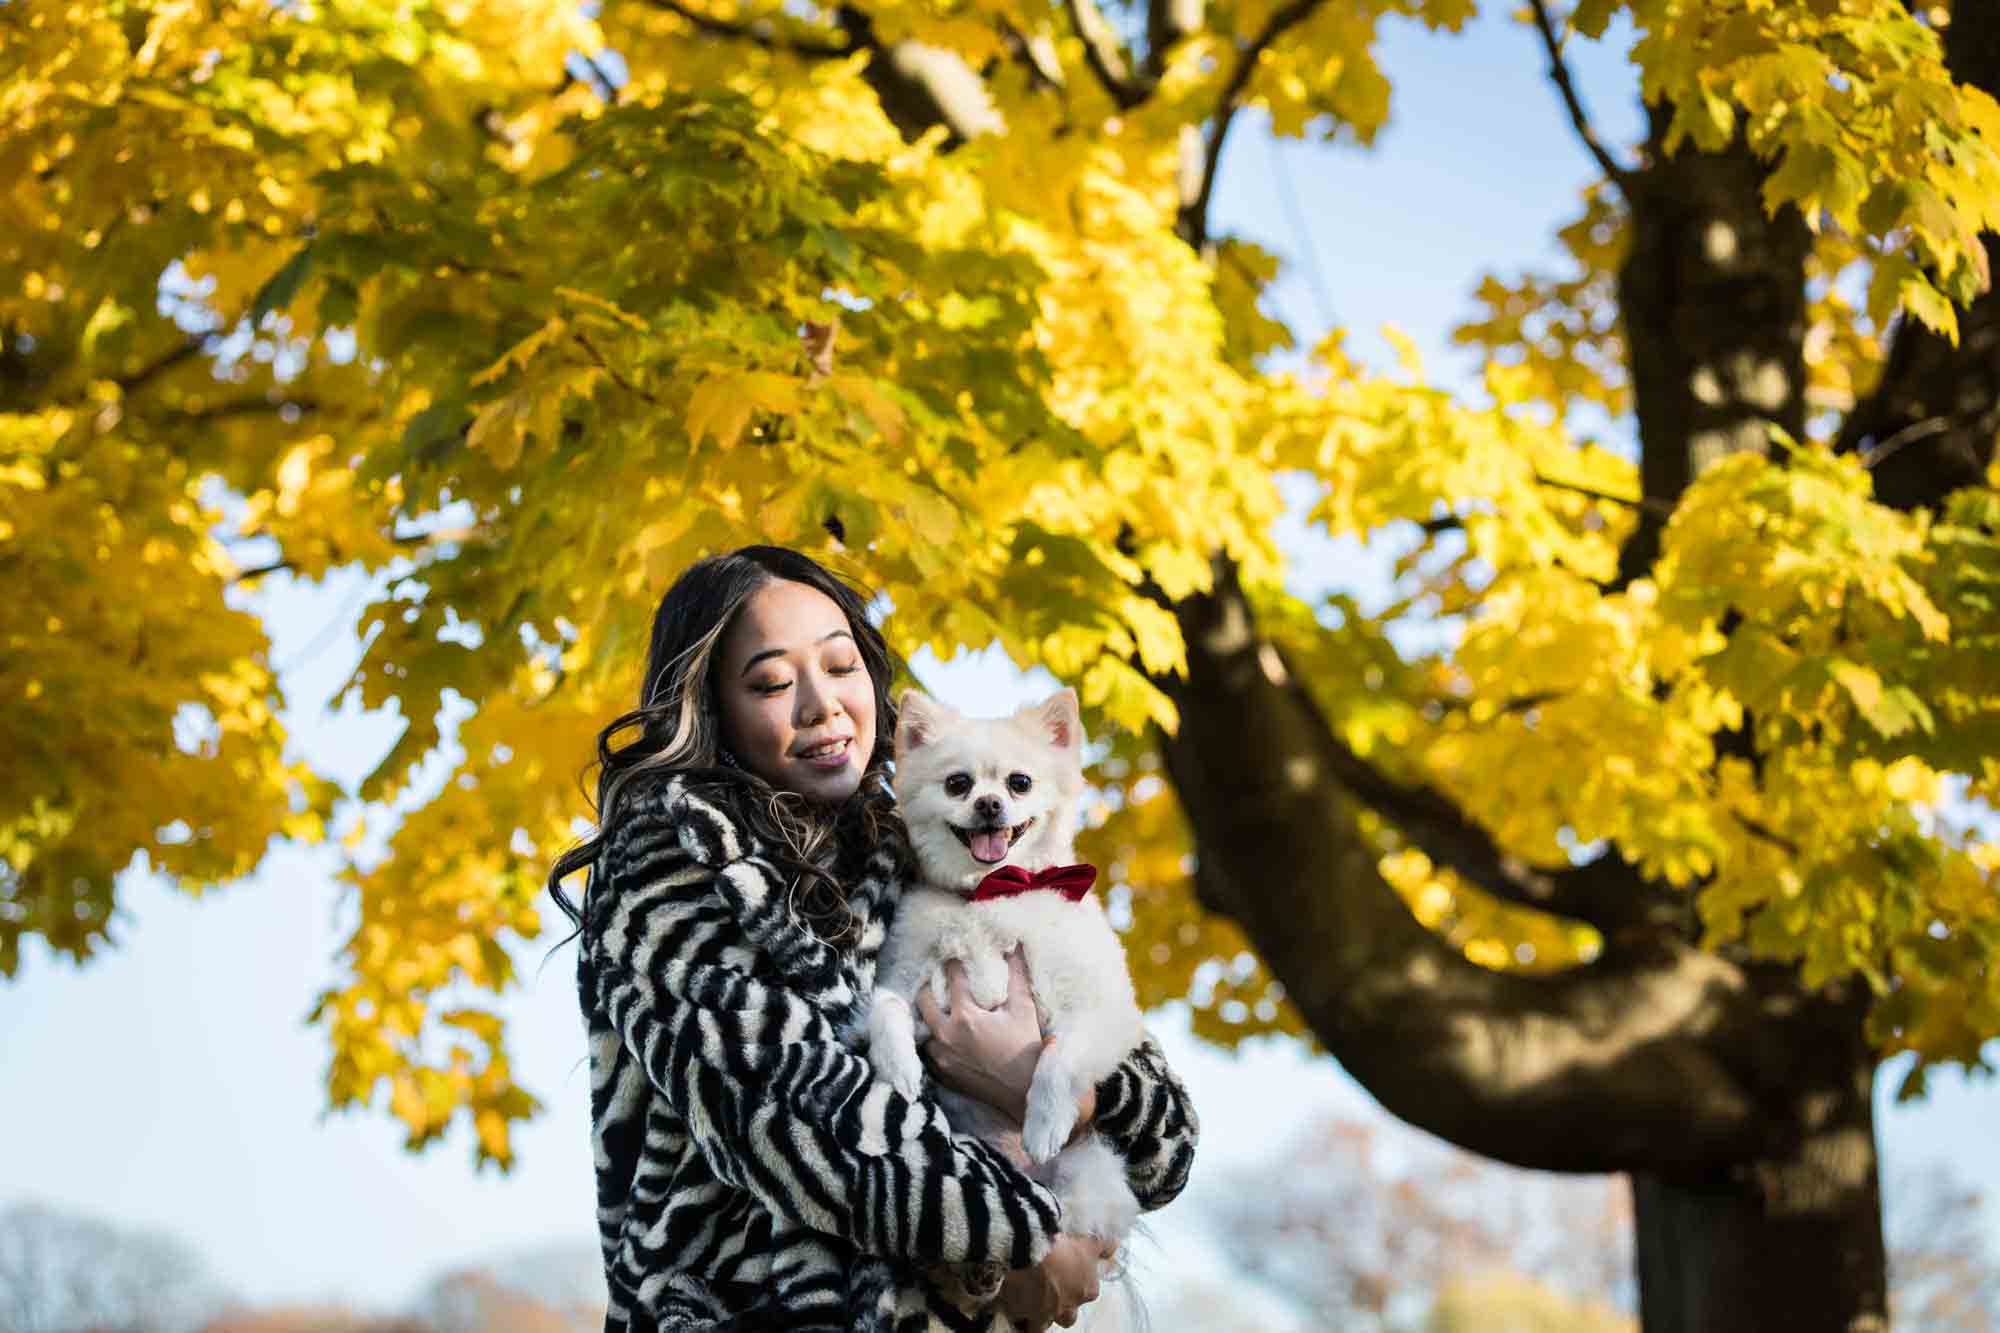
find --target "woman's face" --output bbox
[715,578,878,803]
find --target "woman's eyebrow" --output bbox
[739,629,853,676]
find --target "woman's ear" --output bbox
[1023,688,1083,751]
[896,689,944,751]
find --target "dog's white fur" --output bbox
[869,688,1145,1248]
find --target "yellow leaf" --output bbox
[828,374,906,445]
[686,371,801,450]
[467,391,528,469]
[472,316,567,387]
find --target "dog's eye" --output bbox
[943,774,973,798]
[1006,772,1033,795]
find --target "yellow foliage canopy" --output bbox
[4,0,1999,1164]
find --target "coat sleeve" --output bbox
[589,845,1064,1271]
[1091,1035,1199,1212]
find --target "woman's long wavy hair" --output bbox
[546,546,904,946]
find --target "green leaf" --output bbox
[1572,0,1620,40]
[251,244,315,325]
[316,275,361,328]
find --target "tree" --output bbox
[1888,1163,2000,1333]
[0,1200,226,1333]
[5,1,2000,1328]
[200,1311,429,1333]
[413,1268,599,1333]
[1426,1276,1634,1333]
[1207,1112,2000,1333]
[1206,1114,1634,1330]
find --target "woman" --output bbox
[550,546,1199,1332]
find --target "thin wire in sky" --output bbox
[1266,134,1339,334]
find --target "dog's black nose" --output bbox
[973,795,1003,822]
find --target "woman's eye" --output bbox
[752,680,791,696]
[943,774,973,798]
[827,661,862,676]
[1007,773,1033,795]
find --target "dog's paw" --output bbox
[1022,1110,1074,1164]
[1023,1042,1080,1163]
[967,953,1010,1010]
[876,1040,927,1102]
[867,993,926,1100]
[1022,1099,1078,1164]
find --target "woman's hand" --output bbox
[997,1234,1116,1330]
[917,949,1044,1124]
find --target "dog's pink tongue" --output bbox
[969,830,1010,864]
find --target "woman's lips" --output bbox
[797,737,853,770]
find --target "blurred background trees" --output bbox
[0,1201,224,1333]
[7,1134,1995,1331]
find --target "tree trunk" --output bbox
[1632,1019,1886,1333]
[1614,113,1811,586]
[1839,7,2000,512]
[1157,560,1903,1331]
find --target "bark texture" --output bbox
[1631,982,1886,1333]
[1615,110,1811,585]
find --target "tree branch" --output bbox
[1732,810,1801,859]
[1158,556,1767,1173]
[1145,0,1204,82]
[229,560,293,585]
[834,6,1006,144]
[1283,657,1676,932]
[1179,0,1327,249]
[1065,0,1147,109]
[1064,0,1203,112]
[1526,0,1633,189]
[999,21,1066,93]
[574,331,659,404]
[1855,415,1949,472]
[575,49,622,100]
[113,335,210,396]
[159,396,322,424]
[1532,471,1673,515]
[646,0,851,58]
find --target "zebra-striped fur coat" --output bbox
[580,776,1198,1332]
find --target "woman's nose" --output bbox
[795,675,838,726]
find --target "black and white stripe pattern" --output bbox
[580,777,1199,1331]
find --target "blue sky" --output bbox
[4,4,1996,1318]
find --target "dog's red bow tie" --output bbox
[971,863,1099,903]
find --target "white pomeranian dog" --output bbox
[869,687,1146,1261]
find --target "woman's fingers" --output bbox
[914,959,971,1031]
[913,983,942,1031]
[942,957,974,1012]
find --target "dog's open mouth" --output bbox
[951,818,1035,866]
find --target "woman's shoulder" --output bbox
[587,775,771,964]
[602,771,762,876]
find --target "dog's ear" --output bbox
[896,689,947,752]
[1022,688,1084,751]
